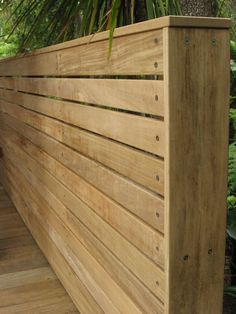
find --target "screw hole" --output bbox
[211,39,217,46]
[155,95,158,101]
[156,246,159,251]
[156,135,159,141]
[208,249,213,255]
[156,281,159,286]
[154,62,158,68]
[156,212,160,218]
[183,255,189,261]
[156,175,160,181]
[184,37,190,45]
[154,38,158,44]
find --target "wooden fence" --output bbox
[0,15,231,314]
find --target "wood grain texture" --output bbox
[163,27,230,314]
[0,92,164,156]
[1,117,164,231]
[4,161,147,314]
[0,186,78,314]
[0,132,166,301]
[0,30,163,76]
[4,156,164,314]
[0,110,164,197]
[0,128,165,269]
[0,16,230,66]
[0,78,164,116]
[0,16,231,314]
[3,175,104,314]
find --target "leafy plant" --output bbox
[0,0,182,54]
[225,39,236,296]
[227,41,236,241]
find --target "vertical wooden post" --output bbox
[163,25,230,313]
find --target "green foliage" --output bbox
[228,143,236,194]
[227,205,236,240]
[231,41,236,108]
[230,109,236,141]
[0,0,234,55]
[0,41,17,57]
[227,42,236,244]
[0,0,182,54]
[217,0,236,40]
[227,144,236,240]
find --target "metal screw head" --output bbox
[184,37,190,45]
[211,39,217,46]
[154,62,158,68]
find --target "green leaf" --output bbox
[108,0,121,56]
[227,206,236,240]
[146,0,155,19]
[231,40,236,61]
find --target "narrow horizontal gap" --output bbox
[0,26,163,60]
[6,170,165,309]
[4,147,165,274]
[16,90,164,121]
[0,87,12,91]
[0,75,164,80]
[0,97,165,162]
[2,111,165,202]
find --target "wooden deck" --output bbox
[0,185,78,313]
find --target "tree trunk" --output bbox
[180,0,217,16]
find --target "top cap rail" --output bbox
[0,15,231,63]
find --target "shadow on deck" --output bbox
[0,185,78,313]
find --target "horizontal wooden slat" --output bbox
[0,234,34,250]
[1,135,165,301]
[0,295,77,314]
[0,30,163,76]
[4,158,164,314]
[0,267,56,290]
[0,244,48,275]
[0,91,164,156]
[1,129,164,268]
[1,111,164,198]
[1,115,164,231]
[6,162,147,314]
[0,17,230,68]
[0,78,164,116]
[0,280,68,308]
[0,212,29,240]
[3,175,103,314]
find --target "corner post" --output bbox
[163,23,230,314]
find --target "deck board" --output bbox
[0,185,79,314]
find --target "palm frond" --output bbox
[0,0,184,54]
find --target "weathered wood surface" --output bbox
[163,27,230,314]
[0,15,230,65]
[0,30,163,76]
[0,186,78,313]
[0,94,164,156]
[0,129,165,303]
[0,116,164,232]
[0,15,230,314]
[0,78,164,116]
